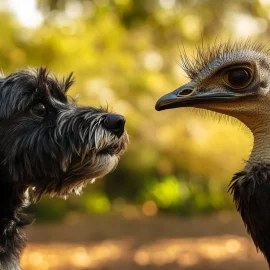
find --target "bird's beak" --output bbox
[155,84,239,111]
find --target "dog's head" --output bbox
[0,68,128,198]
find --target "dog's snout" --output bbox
[104,114,126,136]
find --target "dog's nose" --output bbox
[104,114,126,136]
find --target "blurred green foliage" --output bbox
[140,175,233,215]
[2,0,270,219]
[83,191,111,214]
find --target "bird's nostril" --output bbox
[177,89,193,96]
[104,114,126,136]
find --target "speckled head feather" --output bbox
[180,40,270,80]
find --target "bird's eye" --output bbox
[224,68,252,89]
[31,103,47,117]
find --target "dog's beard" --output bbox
[50,154,120,198]
[31,125,128,199]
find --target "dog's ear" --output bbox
[36,68,74,94]
[62,73,74,93]
[36,67,49,90]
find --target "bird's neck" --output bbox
[246,119,270,166]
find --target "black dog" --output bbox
[0,67,128,269]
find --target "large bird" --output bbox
[155,41,270,266]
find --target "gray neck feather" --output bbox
[246,118,270,167]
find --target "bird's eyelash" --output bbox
[179,39,270,81]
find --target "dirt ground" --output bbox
[21,212,268,270]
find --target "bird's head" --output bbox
[156,42,270,132]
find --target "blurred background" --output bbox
[1,0,270,269]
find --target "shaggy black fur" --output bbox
[0,67,128,269]
[229,163,270,266]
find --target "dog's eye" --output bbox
[31,103,47,117]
